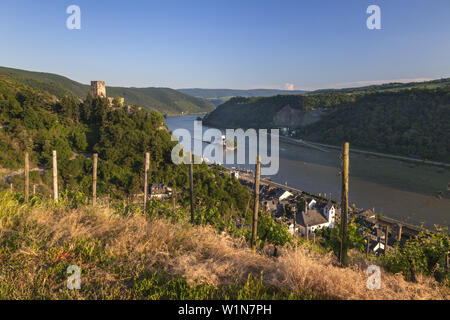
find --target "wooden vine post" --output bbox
[92,153,98,206]
[384,226,389,256]
[397,223,403,242]
[143,152,150,212]
[172,189,176,211]
[366,232,370,257]
[251,155,261,252]
[52,150,58,203]
[24,152,29,203]
[339,142,349,266]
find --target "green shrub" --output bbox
[383,227,449,284]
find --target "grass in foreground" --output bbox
[0,192,448,300]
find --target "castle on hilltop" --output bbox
[90,81,125,107]
[91,81,107,98]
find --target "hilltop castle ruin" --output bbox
[90,81,125,107]
[91,81,106,98]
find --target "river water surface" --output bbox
[165,114,450,228]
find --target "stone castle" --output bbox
[90,81,106,98]
[90,81,125,107]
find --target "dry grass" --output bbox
[0,196,448,300]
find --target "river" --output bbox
[165,114,450,229]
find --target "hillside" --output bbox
[203,87,450,163]
[178,88,309,106]
[0,192,447,300]
[298,89,450,162]
[203,93,355,128]
[0,75,250,215]
[0,66,215,116]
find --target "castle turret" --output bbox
[91,81,106,98]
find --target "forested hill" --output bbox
[311,78,450,94]
[0,75,250,213]
[0,66,215,116]
[203,87,450,162]
[299,88,450,162]
[203,93,355,128]
[178,88,309,106]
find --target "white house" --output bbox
[296,200,337,235]
[321,201,337,228]
[275,189,293,202]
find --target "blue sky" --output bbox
[1,0,450,90]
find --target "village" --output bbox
[225,167,426,256]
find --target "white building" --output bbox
[275,189,293,202]
[296,200,337,235]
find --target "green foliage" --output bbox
[316,217,365,255]
[298,88,450,162]
[255,212,293,247]
[128,271,300,299]
[312,78,450,94]
[383,227,449,284]
[70,128,87,151]
[58,190,90,209]
[188,164,251,217]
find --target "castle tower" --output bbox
[90,81,106,98]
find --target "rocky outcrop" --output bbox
[273,105,326,127]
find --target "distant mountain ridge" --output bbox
[178,88,309,106]
[311,78,450,94]
[0,66,215,116]
[179,78,450,106]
